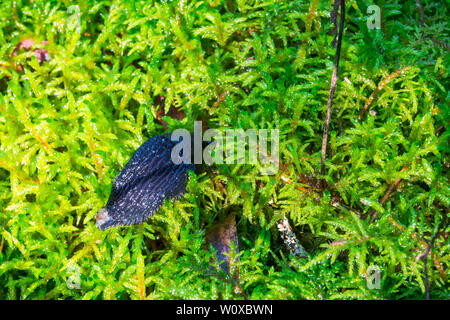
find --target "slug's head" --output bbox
[96,208,114,231]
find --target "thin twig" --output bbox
[434,125,445,136]
[369,165,408,223]
[380,0,387,37]
[321,0,345,177]
[255,140,309,192]
[422,241,432,300]
[416,231,439,300]
[358,66,411,121]
[364,162,447,281]
[388,216,447,281]
[416,0,425,27]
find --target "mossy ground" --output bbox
[0,0,448,299]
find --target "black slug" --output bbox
[96,134,195,230]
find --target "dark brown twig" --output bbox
[422,241,432,300]
[364,163,448,281]
[321,0,345,178]
[416,230,440,300]
[380,0,387,37]
[416,0,425,27]
[369,165,408,223]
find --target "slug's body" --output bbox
[96,134,195,230]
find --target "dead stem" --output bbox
[358,66,411,121]
[321,0,345,178]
